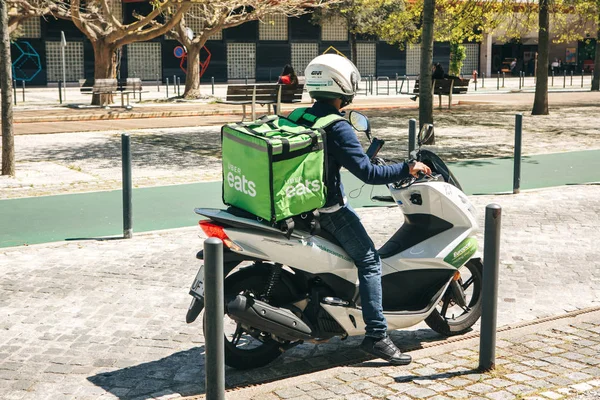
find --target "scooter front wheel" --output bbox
[425,259,483,336]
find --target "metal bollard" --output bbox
[582,70,585,88]
[177,77,181,96]
[408,119,417,158]
[522,71,525,88]
[122,134,133,239]
[157,74,160,92]
[211,76,215,95]
[13,80,17,105]
[497,71,500,90]
[502,72,505,88]
[551,70,554,86]
[563,70,566,88]
[518,73,522,90]
[58,81,63,104]
[570,70,573,86]
[204,237,225,400]
[22,80,25,102]
[245,77,248,85]
[513,114,523,194]
[481,72,485,88]
[173,75,177,92]
[479,204,502,372]
[406,76,410,94]
[166,78,169,98]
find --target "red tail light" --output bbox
[199,220,229,240]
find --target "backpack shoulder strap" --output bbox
[312,114,346,130]
[287,107,347,130]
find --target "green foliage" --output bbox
[449,42,466,76]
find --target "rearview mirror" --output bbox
[419,124,434,145]
[349,111,370,133]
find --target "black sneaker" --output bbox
[360,336,412,365]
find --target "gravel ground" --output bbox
[1,102,599,199]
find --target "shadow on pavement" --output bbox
[393,368,480,382]
[87,328,447,399]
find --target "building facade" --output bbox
[11,5,592,86]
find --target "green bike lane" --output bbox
[1,150,599,248]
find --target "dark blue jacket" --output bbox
[306,101,410,208]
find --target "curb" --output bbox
[12,101,437,125]
[14,108,243,124]
[195,306,600,400]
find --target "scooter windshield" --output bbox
[418,149,462,190]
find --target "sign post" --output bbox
[60,31,67,101]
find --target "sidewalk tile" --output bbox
[447,389,470,398]
[539,391,563,399]
[402,386,437,398]
[465,382,495,393]
[275,387,305,399]
[486,390,516,400]
[505,384,535,395]
[329,384,355,395]
[306,388,337,399]
[570,382,594,392]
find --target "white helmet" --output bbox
[304,54,361,107]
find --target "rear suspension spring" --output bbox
[262,264,282,301]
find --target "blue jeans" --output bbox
[319,206,387,338]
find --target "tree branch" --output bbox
[100,0,122,30]
[116,1,191,47]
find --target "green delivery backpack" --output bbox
[221,108,345,230]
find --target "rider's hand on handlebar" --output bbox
[409,161,432,177]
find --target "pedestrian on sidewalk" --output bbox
[274,64,299,114]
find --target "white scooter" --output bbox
[186,112,482,369]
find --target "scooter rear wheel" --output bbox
[202,264,296,370]
[424,259,483,336]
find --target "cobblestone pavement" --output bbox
[235,310,600,400]
[1,185,599,399]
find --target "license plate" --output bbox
[190,266,204,297]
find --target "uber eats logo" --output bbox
[227,164,256,197]
[285,177,322,198]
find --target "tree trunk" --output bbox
[532,0,549,115]
[592,23,600,91]
[419,0,435,144]
[91,41,117,106]
[1,0,15,176]
[350,32,358,65]
[183,44,202,99]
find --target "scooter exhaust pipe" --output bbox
[227,295,313,341]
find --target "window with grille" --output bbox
[45,42,84,82]
[227,43,256,79]
[102,0,122,22]
[259,14,287,41]
[461,43,480,76]
[406,45,421,76]
[321,16,348,42]
[127,42,162,80]
[184,6,222,41]
[357,43,376,76]
[291,43,318,76]
[21,18,41,38]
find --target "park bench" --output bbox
[79,77,146,107]
[218,83,304,121]
[413,77,470,109]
